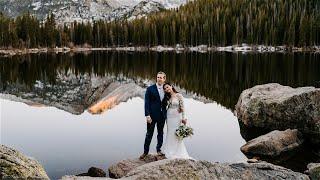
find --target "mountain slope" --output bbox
[109,0,165,21]
[0,0,187,24]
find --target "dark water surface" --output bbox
[1,51,320,179]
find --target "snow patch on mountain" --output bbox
[31,1,42,11]
[156,0,188,9]
[109,0,165,21]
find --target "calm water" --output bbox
[1,51,320,179]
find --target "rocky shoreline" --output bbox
[0,44,320,57]
[1,145,317,180]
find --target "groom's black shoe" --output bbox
[157,151,165,156]
[139,153,148,160]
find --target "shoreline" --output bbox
[0,44,320,56]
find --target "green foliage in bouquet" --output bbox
[175,124,194,140]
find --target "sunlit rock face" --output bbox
[88,82,145,114]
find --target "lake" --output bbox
[1,51,320,179]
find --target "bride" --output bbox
[162,83,192,159]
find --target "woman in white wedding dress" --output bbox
[162,83,193,159]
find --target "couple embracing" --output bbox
[139,71,193,160]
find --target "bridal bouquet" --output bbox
[175,124,194,140]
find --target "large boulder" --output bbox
[306,163,320,180]
[108,154,165,178]
[124,159,309,179]
[240,129,304,158]
[235,83,320,144]
[0,145,49,179]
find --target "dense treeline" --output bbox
[0,0,319,48]
[0,12,58,48]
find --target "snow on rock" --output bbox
[31,1,42,11]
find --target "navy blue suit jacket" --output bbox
[144,84,167,121]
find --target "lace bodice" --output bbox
[167,93,186,119]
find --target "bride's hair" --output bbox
[162,83,178,108]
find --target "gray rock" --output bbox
[0,145,49,179]
[241,129,304,158]
[61,175,111,180]
[235,83,320,144]
[108,154,165,178]
[306,163,320,180]
[124,159,309,180]
[108,156,309,180]
[77,167,106,177]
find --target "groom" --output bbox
[140,71,167,159]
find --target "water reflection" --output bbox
[1,52,319,109]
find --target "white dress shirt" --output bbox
[156,83,164,101]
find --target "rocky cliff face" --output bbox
[109,0,165,21]
[0,0,187,24]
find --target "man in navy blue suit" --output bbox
[140,71,167,159]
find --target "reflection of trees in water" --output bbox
[1,52,320,109]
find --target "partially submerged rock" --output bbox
[240,129,304,158]
[0,145,49,179]
[235,83,320,145]
[77,167,106,177]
